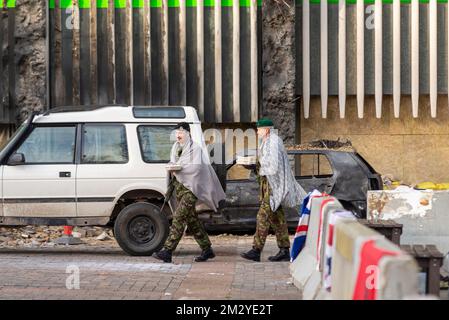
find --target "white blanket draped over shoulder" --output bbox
[169,135,226,212]
[259,132,307,212]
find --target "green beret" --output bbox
[256,118,274,128]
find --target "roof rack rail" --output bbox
[42,104,128,116]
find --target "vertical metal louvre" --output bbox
[48,0,261,124]
[298,0,449,119]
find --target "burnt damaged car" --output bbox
[201,148,383,233]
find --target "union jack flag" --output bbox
[290,190,322,262]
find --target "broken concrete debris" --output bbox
[0,226,115,247]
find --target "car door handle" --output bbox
[59,172,71,178]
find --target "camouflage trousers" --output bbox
[253,177,290,251]
[164,190,212,252]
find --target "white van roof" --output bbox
[33,106,201,124]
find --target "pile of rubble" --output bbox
[0,226,115,248]
[286,139,355,152]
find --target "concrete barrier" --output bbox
[291,194,420,300]
[368,189,449,254]
[290,195,344,300]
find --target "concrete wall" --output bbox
[301,95,449,185]
[261,0,297,145]
[0,0,46,138]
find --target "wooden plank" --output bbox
[303,0,310,119]
[168,0,186,106]
[250,0,258,122]
[309,7,320,94]
[393,0,400,117]
[427,245,444,258]
[356,0,365,119]
[179,0,187,105]
[411,0,419,117]
[72,3,81,106]
[114,2,131,104]
[89,0,98,105]
[97,1,109,105]
[162,0,169,105]
[222,5,233,122]
[204,4,216,122]
[257,0,262,121]
[338,0,345,118]
[214,0,222,122]
[400,4,411,95]
[151,1,162,104]
[196,0,205,120]
[391,228,402,245]
[107,0,115,103]
[79,6,92,105]
[321,1,328,118]
[232,0,240,122]
[168,4,179,104]
[144,2,151,104]
[413,245,429,258]
[375,0,382,118]
[53,2,64,107]
[429,0,437,118]
[0,9,5,121]
[186,3,198,113]
[61,5,74,106]
[428,257,442,295]
[133,2,145,105]
[400,244,412,255]
[8,5,16,122]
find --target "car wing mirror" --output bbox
[7,152,25,166]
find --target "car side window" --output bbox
[15,126,76,164]
[137,126,174,163]
[82,125,128,164]
[293,153,333,178]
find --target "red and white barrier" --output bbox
[290,193,419,300]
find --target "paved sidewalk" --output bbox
[0,235,302,300]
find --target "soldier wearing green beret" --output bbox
[241,118,306,262]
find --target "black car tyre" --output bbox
[114,202,169,256]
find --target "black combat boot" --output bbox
[153,249,172,263]
[240,248,261,262]
[268,248,290,262]
[194,247,216,262]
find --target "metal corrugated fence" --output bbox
[297,0,449,119]
[48,0,261,124]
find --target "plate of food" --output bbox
[165,164,182,171]
[236,155,257,166]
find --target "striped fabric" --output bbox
[352,240,399,300]
[290,190,323,262]
[323,210,356,291]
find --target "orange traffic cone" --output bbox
[54,226,83,245]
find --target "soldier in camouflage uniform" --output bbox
[241,118,305,262]
[162,147,212,255]
[253,175,290,252]
[154,122,224,263]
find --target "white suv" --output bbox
[0,105,207,256]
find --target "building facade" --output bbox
[1,0,449,184]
